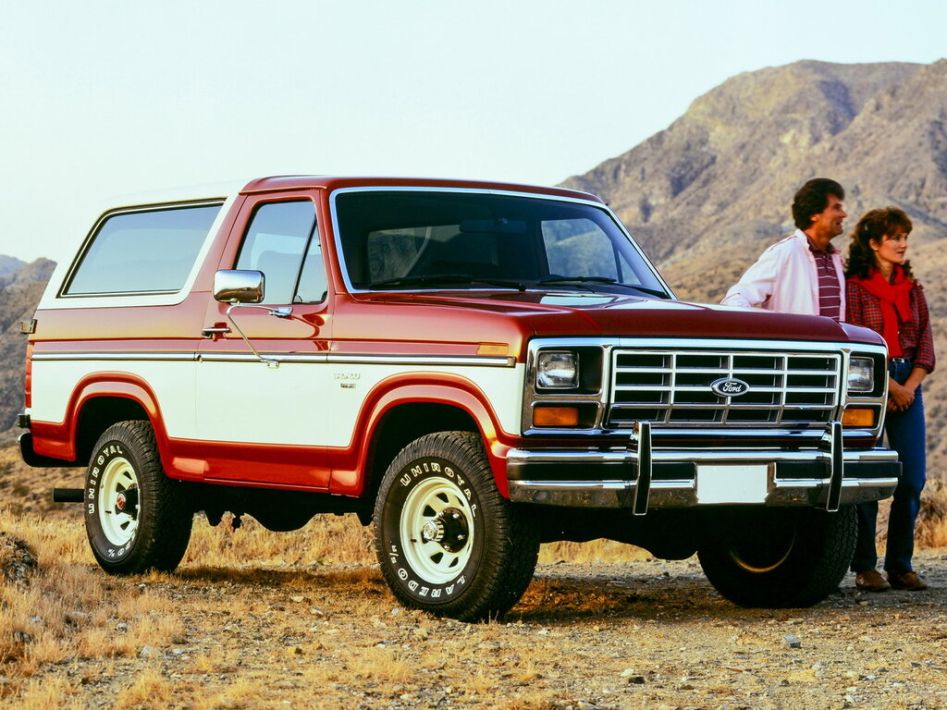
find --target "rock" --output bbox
[138,646,156,659]
[65,611,90,626]
[116,623,129,633]
[0,533,38,586]
[290,595,305,603]
[784,634,802,648]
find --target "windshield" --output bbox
[333,190,670,297]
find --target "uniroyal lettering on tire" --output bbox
[84,420,193,575]
[85,441,138,563]
[373,431,540,622]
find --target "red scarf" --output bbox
[852,266,913,357]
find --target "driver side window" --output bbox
[235,201,325,304]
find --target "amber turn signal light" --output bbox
[532,406,579,427]
[477,342,509,356]
[842,407,876,428]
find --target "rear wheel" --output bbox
[374,431,540,621]
[697,506,856,607]
[84,420,193,574]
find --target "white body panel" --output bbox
[30,359,197,437]
[30,356,523,447]
[194,359,524,446]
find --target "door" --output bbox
[195,193,333,488]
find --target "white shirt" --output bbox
[721,230,846,321]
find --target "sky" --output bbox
[2,0,946,262]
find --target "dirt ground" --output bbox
[4,527,947,709]
[2,443,947,709]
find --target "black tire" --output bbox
[84,420,193,574]
[697,506,856,608]
[373,431,540,621]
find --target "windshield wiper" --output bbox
[369,274,526,291]
[622,284,671,298]
[537,276,670,299]
[538,276,619,285]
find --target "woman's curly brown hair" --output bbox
[844,207,914,279]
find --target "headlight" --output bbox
[537,351,578,389]
[847,356,874,393]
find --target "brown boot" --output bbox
[855,569,890,592]
[887,571,929,591]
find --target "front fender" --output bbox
[329,372,517,498]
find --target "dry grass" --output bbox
[0,509,181,677]
[2,443,947,707]
[8,676,83,710]
[917,478,947,548]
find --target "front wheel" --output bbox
[373,431,539,621]
[697,506,856,608]
[84,420,193,574]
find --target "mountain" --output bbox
[563,58,947,477]
[0,258,55,440]
[0,255,26,285]
[564,60,947,300]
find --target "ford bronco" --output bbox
[20,176,899,620]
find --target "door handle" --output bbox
[202,325,231,338]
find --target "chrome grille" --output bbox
[608,349,841,428]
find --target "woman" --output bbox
[846,207,935,592]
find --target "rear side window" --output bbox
[65,203,221,295]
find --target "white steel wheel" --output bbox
[374,431,541,621]
[97,455,141,547]
[399,476,474,585]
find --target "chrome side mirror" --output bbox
[214,270,265,304]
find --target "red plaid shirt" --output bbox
[845,278,936,372]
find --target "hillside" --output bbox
[0,258,55,439]
[564,58,947,477]
[564,60,947,296]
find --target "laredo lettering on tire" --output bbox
[84,420,193,575]
[374,431,539,621]
[697,506,857,608]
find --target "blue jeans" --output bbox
[851,358,927,575]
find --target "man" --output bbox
[721,178,847,321]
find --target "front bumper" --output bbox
[507,422,900,512]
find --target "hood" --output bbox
[347,289,883,345]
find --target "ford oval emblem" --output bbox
[710,377,750,397]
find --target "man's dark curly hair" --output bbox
[791,178,845,230]
[844,207,914,279]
